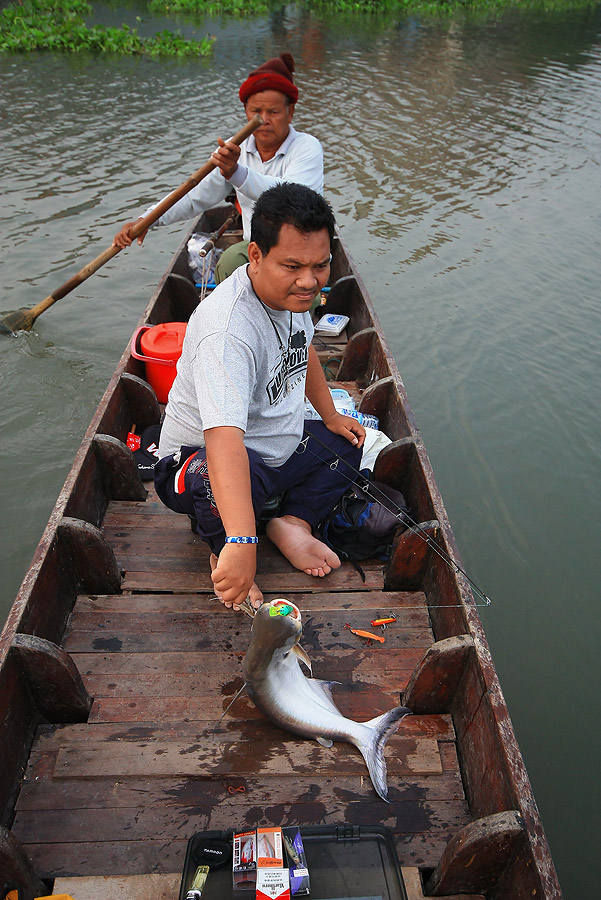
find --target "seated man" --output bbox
[153,183,365,612]
[113,51,323,285]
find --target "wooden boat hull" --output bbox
[0,207,561,899]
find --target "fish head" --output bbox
[244,599,303,678]
[254,598,302,646]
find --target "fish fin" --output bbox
[316,736,334,748]
[357,706,412,802]
[293,642,312,673]
[307,678,342,713]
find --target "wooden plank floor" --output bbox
[12,482,471,879]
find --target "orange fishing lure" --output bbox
[371,616,397,627]
[344,623,385,643]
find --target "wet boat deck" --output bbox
[11,360,471,881]
[12,478,471,880]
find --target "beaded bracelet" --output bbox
[225,536,258,544]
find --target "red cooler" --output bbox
[131,322,187,403]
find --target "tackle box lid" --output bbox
[179,824,408,900]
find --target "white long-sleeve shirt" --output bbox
[145,126,323,240]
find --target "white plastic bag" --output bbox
[187,234,223,286]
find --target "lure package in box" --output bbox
[282,827,310,896]
[255,867,290,900]
[233,830,257,888]
[257,826,284,867]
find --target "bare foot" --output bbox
[266,515,341,577]
[209,553,263,611]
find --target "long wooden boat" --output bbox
[0,206,562,900]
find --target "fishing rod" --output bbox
[198,214,235,258]
[194,214,236,301]
[299,426,492,608]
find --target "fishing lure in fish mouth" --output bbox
[269,603,295,617]
[344,623,385,643]
[212,595,297,621]
[268,598,300,619]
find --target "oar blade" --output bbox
[0,307,36,335]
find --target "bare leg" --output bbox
[266,515,341,577]
[209,553,263,611]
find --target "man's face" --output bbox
[248,224,331,313]
[245,90,294,158]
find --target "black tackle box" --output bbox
[178,824,408,900]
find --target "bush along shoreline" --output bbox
[149,0,269,13]
[0,0,216,56]
[2,0,596,55]
[149,0,598,16]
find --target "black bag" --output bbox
[320,479,409,581]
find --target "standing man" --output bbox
[153,184,365,612]
[113,52,323,280]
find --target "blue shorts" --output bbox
[153,420,362,554]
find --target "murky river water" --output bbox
[1,3,600,895]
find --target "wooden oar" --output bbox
[0,114,263,336]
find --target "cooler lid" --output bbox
[140,322,187,360]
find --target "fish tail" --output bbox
[358,706,412,802]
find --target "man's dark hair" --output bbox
[250,183,336,256]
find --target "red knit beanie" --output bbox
[239,52,299,105]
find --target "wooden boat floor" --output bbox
[12,483,472,880]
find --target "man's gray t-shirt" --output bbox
[158,265,314,467]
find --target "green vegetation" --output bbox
[302,0,595,10]
[149,0,597,14]
[2,0,595,56]
[148,0,268,14]
[0,0,215,56]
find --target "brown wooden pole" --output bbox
[0,114,262,335]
